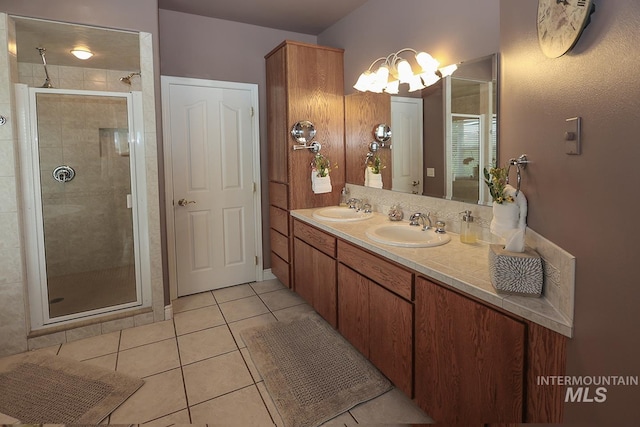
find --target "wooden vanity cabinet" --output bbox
[414,276,526,424]
[265,40,345,288]
[292,220,337,327]
[337,241,414,397]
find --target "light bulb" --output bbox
[354,71,374,92]
[438,64,458,77]
[371,65,389,92]
[70,48,93,60]
[420,72,440,87]
[415,52,439,73]
[396,59,414,83]
[384,79,399,94]
[408,75,425,92]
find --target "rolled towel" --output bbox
[311,171,332,194]
[365,166,383,189]
[490,184,527,252]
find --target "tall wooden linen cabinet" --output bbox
[266,41,345,288]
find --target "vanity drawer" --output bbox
[270,206,289,236]
[269,182,288,210]
[293,220,336,257]
[270,229,289,262]
[338,240,413,301]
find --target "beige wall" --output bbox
[501,0,640,422]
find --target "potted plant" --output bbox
[314,153,332,177]
[484,164,520,236]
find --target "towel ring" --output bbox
[506,154,530,196]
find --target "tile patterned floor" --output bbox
[0,279,433,426]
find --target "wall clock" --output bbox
[537,0,596,58]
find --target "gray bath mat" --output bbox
[242,314,392,427]
[0,352,143,424]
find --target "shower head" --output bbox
[37,47,54,88]
[119,71,141,85]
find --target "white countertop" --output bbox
[291,208,573,337]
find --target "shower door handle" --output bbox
[177,199,196,207]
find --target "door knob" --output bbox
[177,198,196,206]
[412,180,420,186]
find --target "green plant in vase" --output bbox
[314,153,334,177]
[369,155,385,174]
[483,165,515,204]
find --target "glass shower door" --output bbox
[34,92,140,320]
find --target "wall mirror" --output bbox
[345,53,498,206]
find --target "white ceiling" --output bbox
[14,17,140,71]
[158,0,369,35]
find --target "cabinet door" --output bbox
[293,238,337,327]
[337,264,370,357]
[415,277,525,424]
[369,282,413,397]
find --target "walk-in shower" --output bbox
[16,84,151,328]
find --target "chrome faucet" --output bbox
[347,198,362,210]
[409,212,432,231]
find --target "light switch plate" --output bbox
[565,117,581,155]
[426,167,435,177]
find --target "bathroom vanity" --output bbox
[290,208,568,424]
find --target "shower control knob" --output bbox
[177,199,196,207]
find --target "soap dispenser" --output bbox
[460,210,478,244]
[339,187,349,206]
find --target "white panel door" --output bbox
[167,83,257,296]
[391,97,423,194]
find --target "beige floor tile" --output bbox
[189,385,273,426]
[228,312,277,348]
[57,331,120,361]
[82,352,117,371]
[240,347,262,383]
[213,283,256,303]
[110,367,187,424]
[272,302,315,322]
[320,411,358,426]
[117,338,180,378]
[174,305,225,336]
[219,295,270,323]
[259,288,306,311]
[256,381,284,427]
[349,388,434,424]
[0,412,20,424]
[177,325,237,366]
[250,279,286,294]
[182,350,253,406]
[142,408,191,426]
[120,319,175,350]
[172,291,216,314]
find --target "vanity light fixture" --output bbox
[353,48,458,94]
[70,47,94,60]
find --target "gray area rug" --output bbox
[242,314,392,427]
[0,352,143,424]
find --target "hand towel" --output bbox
[312,171,332,194]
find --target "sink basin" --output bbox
[313,206,373,222]
[365,223,451,248]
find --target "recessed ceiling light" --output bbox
[70,48,93,60]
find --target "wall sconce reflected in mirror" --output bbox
[365,123,392,164]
